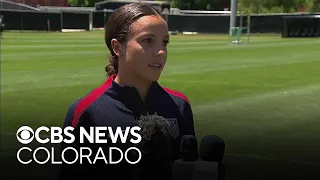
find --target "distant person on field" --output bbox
[59,3,197,180]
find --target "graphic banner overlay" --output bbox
[16,125,142,165]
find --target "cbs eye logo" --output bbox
[16,126,34,144]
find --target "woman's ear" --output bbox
[111,38,122,57]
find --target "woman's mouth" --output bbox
[148,64,162,68]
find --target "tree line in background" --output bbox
[237,0,320,14]
[68,0,320,13]
[67,0,102,7]
[172,0,320,13]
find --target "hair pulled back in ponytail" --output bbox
[105,56,118,77]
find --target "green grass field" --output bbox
[1,31,320,179]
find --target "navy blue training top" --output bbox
[59,74,196,180]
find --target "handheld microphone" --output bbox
[199,135,225,162]
[173,135,199,180]
[194,135,226,180]
[180,135,199,161]
[134,114,173,180]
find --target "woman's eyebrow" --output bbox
[135,33,170,40]
[138,33,156,38]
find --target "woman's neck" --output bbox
[114,72,152,102]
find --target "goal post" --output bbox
[174,1,251,44]
[228,13,251,45]
[228,0,251,45]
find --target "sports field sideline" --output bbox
[0,31,320,179]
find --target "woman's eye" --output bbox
[163,40,170,46]
[143,38,153,43]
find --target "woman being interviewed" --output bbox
[59,3,196,180]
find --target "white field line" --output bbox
[2,44,104,49]
[192,82,320,113]
[161,79,283,88]
[163,58,320,76]
[2,37,319,50]
[2,54,317,93]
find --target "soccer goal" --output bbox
[228,13,251,45]
[228,0,251,45]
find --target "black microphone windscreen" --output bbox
[199,135,225,162]
[134,114,173,180]
[180,135,199,161]
[137,114,172,160]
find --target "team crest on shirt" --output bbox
[166,118,179,139]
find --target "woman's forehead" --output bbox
[129,15,168,36]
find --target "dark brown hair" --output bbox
[104,3,162,77]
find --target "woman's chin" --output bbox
[143,73,161,82]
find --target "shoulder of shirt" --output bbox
[66,94,90,120]
[68,77,114,113]
[161,86,190,105]
[67,97,83,111]
[66,83,112,128]
[68,88,108,113]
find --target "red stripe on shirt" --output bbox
[163,87,190,104]
[71,75,115,128]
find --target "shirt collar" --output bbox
[105,74,160,113]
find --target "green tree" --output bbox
[313,0,320,11]
[68,0,101,7]
[238,0,297,14]
[194,0,221,10]
[309,0,320,12]
[238,0,263,14]
[171,0,194,9]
